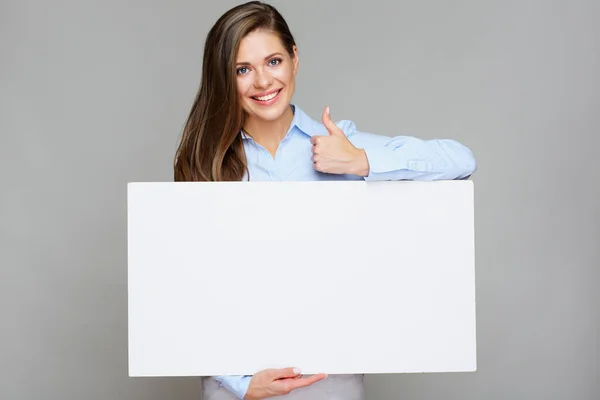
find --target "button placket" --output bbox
[272,136,290,181]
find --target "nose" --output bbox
[253,67,273,89]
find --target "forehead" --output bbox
[236,29,285,62]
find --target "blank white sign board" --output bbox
[127,181,476,376]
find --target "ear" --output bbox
[292,45,299,75]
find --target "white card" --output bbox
[127,181,476,376]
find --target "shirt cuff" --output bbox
[213,375,252,400]
[361,143,407,181]
[360,140,435,181]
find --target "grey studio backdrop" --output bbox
[1,0,599,399]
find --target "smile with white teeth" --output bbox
[252,90,280,101]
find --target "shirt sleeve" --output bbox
[212,375,252,400]
[338,120,477,181]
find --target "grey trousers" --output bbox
[202,374,365,400]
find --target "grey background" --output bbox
[1,0,598,399]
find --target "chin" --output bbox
[245,100,290,122]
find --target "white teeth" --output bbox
[253,90,279,101]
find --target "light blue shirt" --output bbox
[240,105,476,182]
[212,104,477,399]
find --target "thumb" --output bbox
[322,106,344,137]
[272,367,302,380]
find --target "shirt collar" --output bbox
[240,104,316,140]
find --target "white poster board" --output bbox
[127,181,476,377]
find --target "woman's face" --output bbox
[236,29,298,124]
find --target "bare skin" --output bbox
[244,368,328,400]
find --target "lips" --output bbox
[249,88,283,106]
[251,89,281,101]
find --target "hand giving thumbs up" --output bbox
[310,106,369,176]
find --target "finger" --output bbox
[272,367,302,380]
[321,106,344,137]
[313,161,326,172]
[285,373,328,390]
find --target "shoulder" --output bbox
[294,105,358,138]
[313,119,358,138]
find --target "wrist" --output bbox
[244,389,259,400]
[243,382,260,400]
[352,148,370,177]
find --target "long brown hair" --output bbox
[174,1,297,181]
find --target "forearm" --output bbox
[352,133,477,180]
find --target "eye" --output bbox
[236,66,249,75]
[269,58,282,66]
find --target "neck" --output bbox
[242,105,294,145]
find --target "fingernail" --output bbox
[326,106,330,115]
[293,367,301,374]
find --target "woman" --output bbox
[174,1,477,399]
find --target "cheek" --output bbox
[237,77,251,97]
[274,66,295,86]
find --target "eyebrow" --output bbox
[236,52,283,66]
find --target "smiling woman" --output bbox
[173,1,477,399]
[235,29,298,157]
[173,1,476,184]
